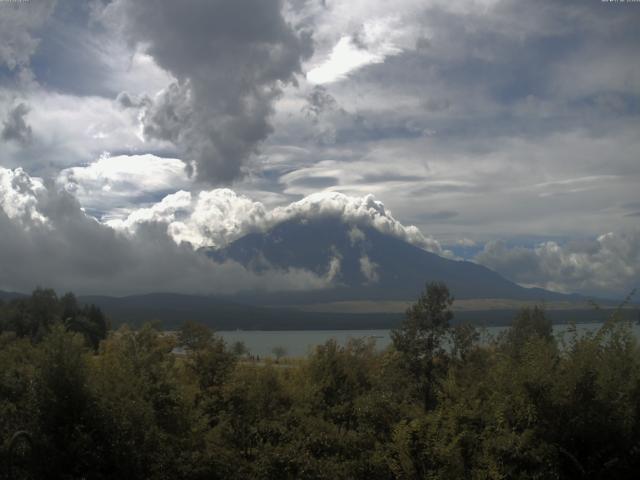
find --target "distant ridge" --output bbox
[1,290,632,330]
[64,293,639,330]
[78,292,402,330]
[0,290,26,302]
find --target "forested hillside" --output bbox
[1,284,639,479]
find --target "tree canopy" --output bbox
[1,284,640,479]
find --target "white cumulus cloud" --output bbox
[111,189,448,255]
[0,167,47,225]
[57,153,191,217]
[475,231,640,296]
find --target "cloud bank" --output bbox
[1,166,639,297]
[476,233,640,296]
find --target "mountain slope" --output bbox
[208,217,582,304]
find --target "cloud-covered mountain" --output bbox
[207,216,580,304]
[109,189,444,253]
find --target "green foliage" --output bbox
[33,325,99,478]
[178,320,214,351]
[391,281,454,410]
[0,288,108,349]
[231,340,249,357]
[2,287,640,479]
[499,305,554,358]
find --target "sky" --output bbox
[0,0,639,298]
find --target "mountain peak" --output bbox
[208,216,576,304]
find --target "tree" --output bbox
[450,323,479,363]
[305,338,377,429]
[59,292,79,321]
[177,322,237,427]
[0,289,108,348]
[272,346,287,362]
[34,325,98,477]
[499,305,553,358]
[65,303,109,351]
[391,281,454,410]
[232,340,249,357]
[29,288,59,339]
[178,320,213,351]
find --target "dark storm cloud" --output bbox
[2,103,33,146]
[106,0,313,184]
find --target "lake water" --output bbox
[218,322,640,358]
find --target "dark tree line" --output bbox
[1,283,640,479]
[0,288,108,349]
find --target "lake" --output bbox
[217,322,640,358]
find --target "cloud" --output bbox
[302,85,339,119]
[0,166,335,295]
[359,255,380,284]
[109,188,270,249]
[348,225,366,246]
[0,0,55,81]
[0,167,47,225]
[475,232,640,296]
[455,238,476,247]
[2,1,174,98]
[1,102,33,145]
[111,189,448,255]
[101,0,313,184]
[115,91,151,110]
[273,191,446,253]
[0,90,163,175]
[306,17,403,84]
[56,153,191,218]
[259,0,640,246]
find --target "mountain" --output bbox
[78,293,401,330]
[76,293,628,330]
[0,290,26,302]
[207,217,583,305]
[0,217,613,330]
[0,288,632,331]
